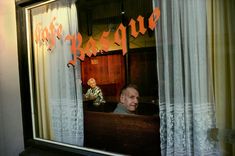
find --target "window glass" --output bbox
[25,0,159,155]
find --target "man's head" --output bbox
[120,84,139,113]
[87,78,96,89]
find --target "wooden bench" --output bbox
[84,111,160,156]
[83,101,159,116]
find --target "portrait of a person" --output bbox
[114,84,139,115]
[84,78,106,106]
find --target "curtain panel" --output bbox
[154,0,219,155]
[31,0,84,146]
[207,0,235,155]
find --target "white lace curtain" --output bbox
[154,0,219,155]
[31,0,84,146]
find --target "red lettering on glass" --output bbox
[99,31,110,53]
[65,34,77,66]
[34,7,160,64]
[57,24,63,39]
[148,7,160,30]
[129,16,147,38]
[34,17,63,51]
[34,23,41,44]
[84,37,98,57]
[114,23,127,55]
[65,32,85,65]
[41,28,49,42]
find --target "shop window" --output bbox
[16,0,160,155]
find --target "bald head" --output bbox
[120,84,139,113]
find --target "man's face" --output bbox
[120,87,139,112]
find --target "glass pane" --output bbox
[78,0,158,115]
[28,0,84,146]
[25,0,159,155]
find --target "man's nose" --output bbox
[134,98,138,103]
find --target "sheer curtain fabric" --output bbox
[31,0,84,146]
[154,0,219,155]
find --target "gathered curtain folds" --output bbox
[207,0,235,155]
[154,0,219,155]
[31,0,84,146]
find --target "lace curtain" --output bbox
[31,0,84,146]
[154,0,219,155]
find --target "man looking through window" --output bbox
[113,84,139,115]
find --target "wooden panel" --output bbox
[81,54,125,99]
[20,111,160,156]
[84,111,160,156]
[129,49,158,97]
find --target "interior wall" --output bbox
[81,54,125,102]
[0,0,24,156]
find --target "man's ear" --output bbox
[120,94,125,103]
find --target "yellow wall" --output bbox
[0,0,24,155]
